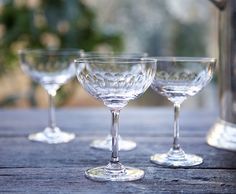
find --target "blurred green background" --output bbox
[0,0,218,108]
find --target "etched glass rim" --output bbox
[81,51,148,57]
[150,57,216,63]
[74,57,157,64]
[18,48,82,55]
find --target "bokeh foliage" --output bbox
[0,0,123,106]
[0,0,123,75]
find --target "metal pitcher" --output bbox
[207,0,236,151]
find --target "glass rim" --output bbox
[81,51,148,56]
[78,56,147,60]
[150,56,216,63]
[18,48,82,55]
[74,57,157,64]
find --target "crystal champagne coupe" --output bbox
[150,57,216,167]
[80,52,147,151]
[19,49,79,144]
[75,56,156,181]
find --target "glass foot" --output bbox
[28,127,75,144]
[150,148,203,167]
[85,162,144,182]
[90,135,136,151]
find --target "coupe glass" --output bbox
[81,52,147,151]
[150,57,216,167]
[19,49,79,144]
[75,56,156,181]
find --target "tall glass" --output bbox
[75,56,156,181]
[19,49,79,144]
[150,57,216,167]
[81,52,147,151]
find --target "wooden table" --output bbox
[0,108,235,193]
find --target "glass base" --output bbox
[207,119,236,151]
[150,148,203,167]
[90,135,136,151]
[28,127,75,144]
[85,162,144,182]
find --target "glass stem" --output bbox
[110,109,120,163]
[48,93,56,132]
[173,103,181,150]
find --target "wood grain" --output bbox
[0,108,235,194]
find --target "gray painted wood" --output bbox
[0,108,235,194]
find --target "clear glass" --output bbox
[81,52,147,151]
[18,49,79,144]
[75,56,156,181]
[150,57,216,167]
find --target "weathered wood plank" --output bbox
[0,108,217,136]
[0,108,235,194]
[0,136,235,169]
[0,167,235,194]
